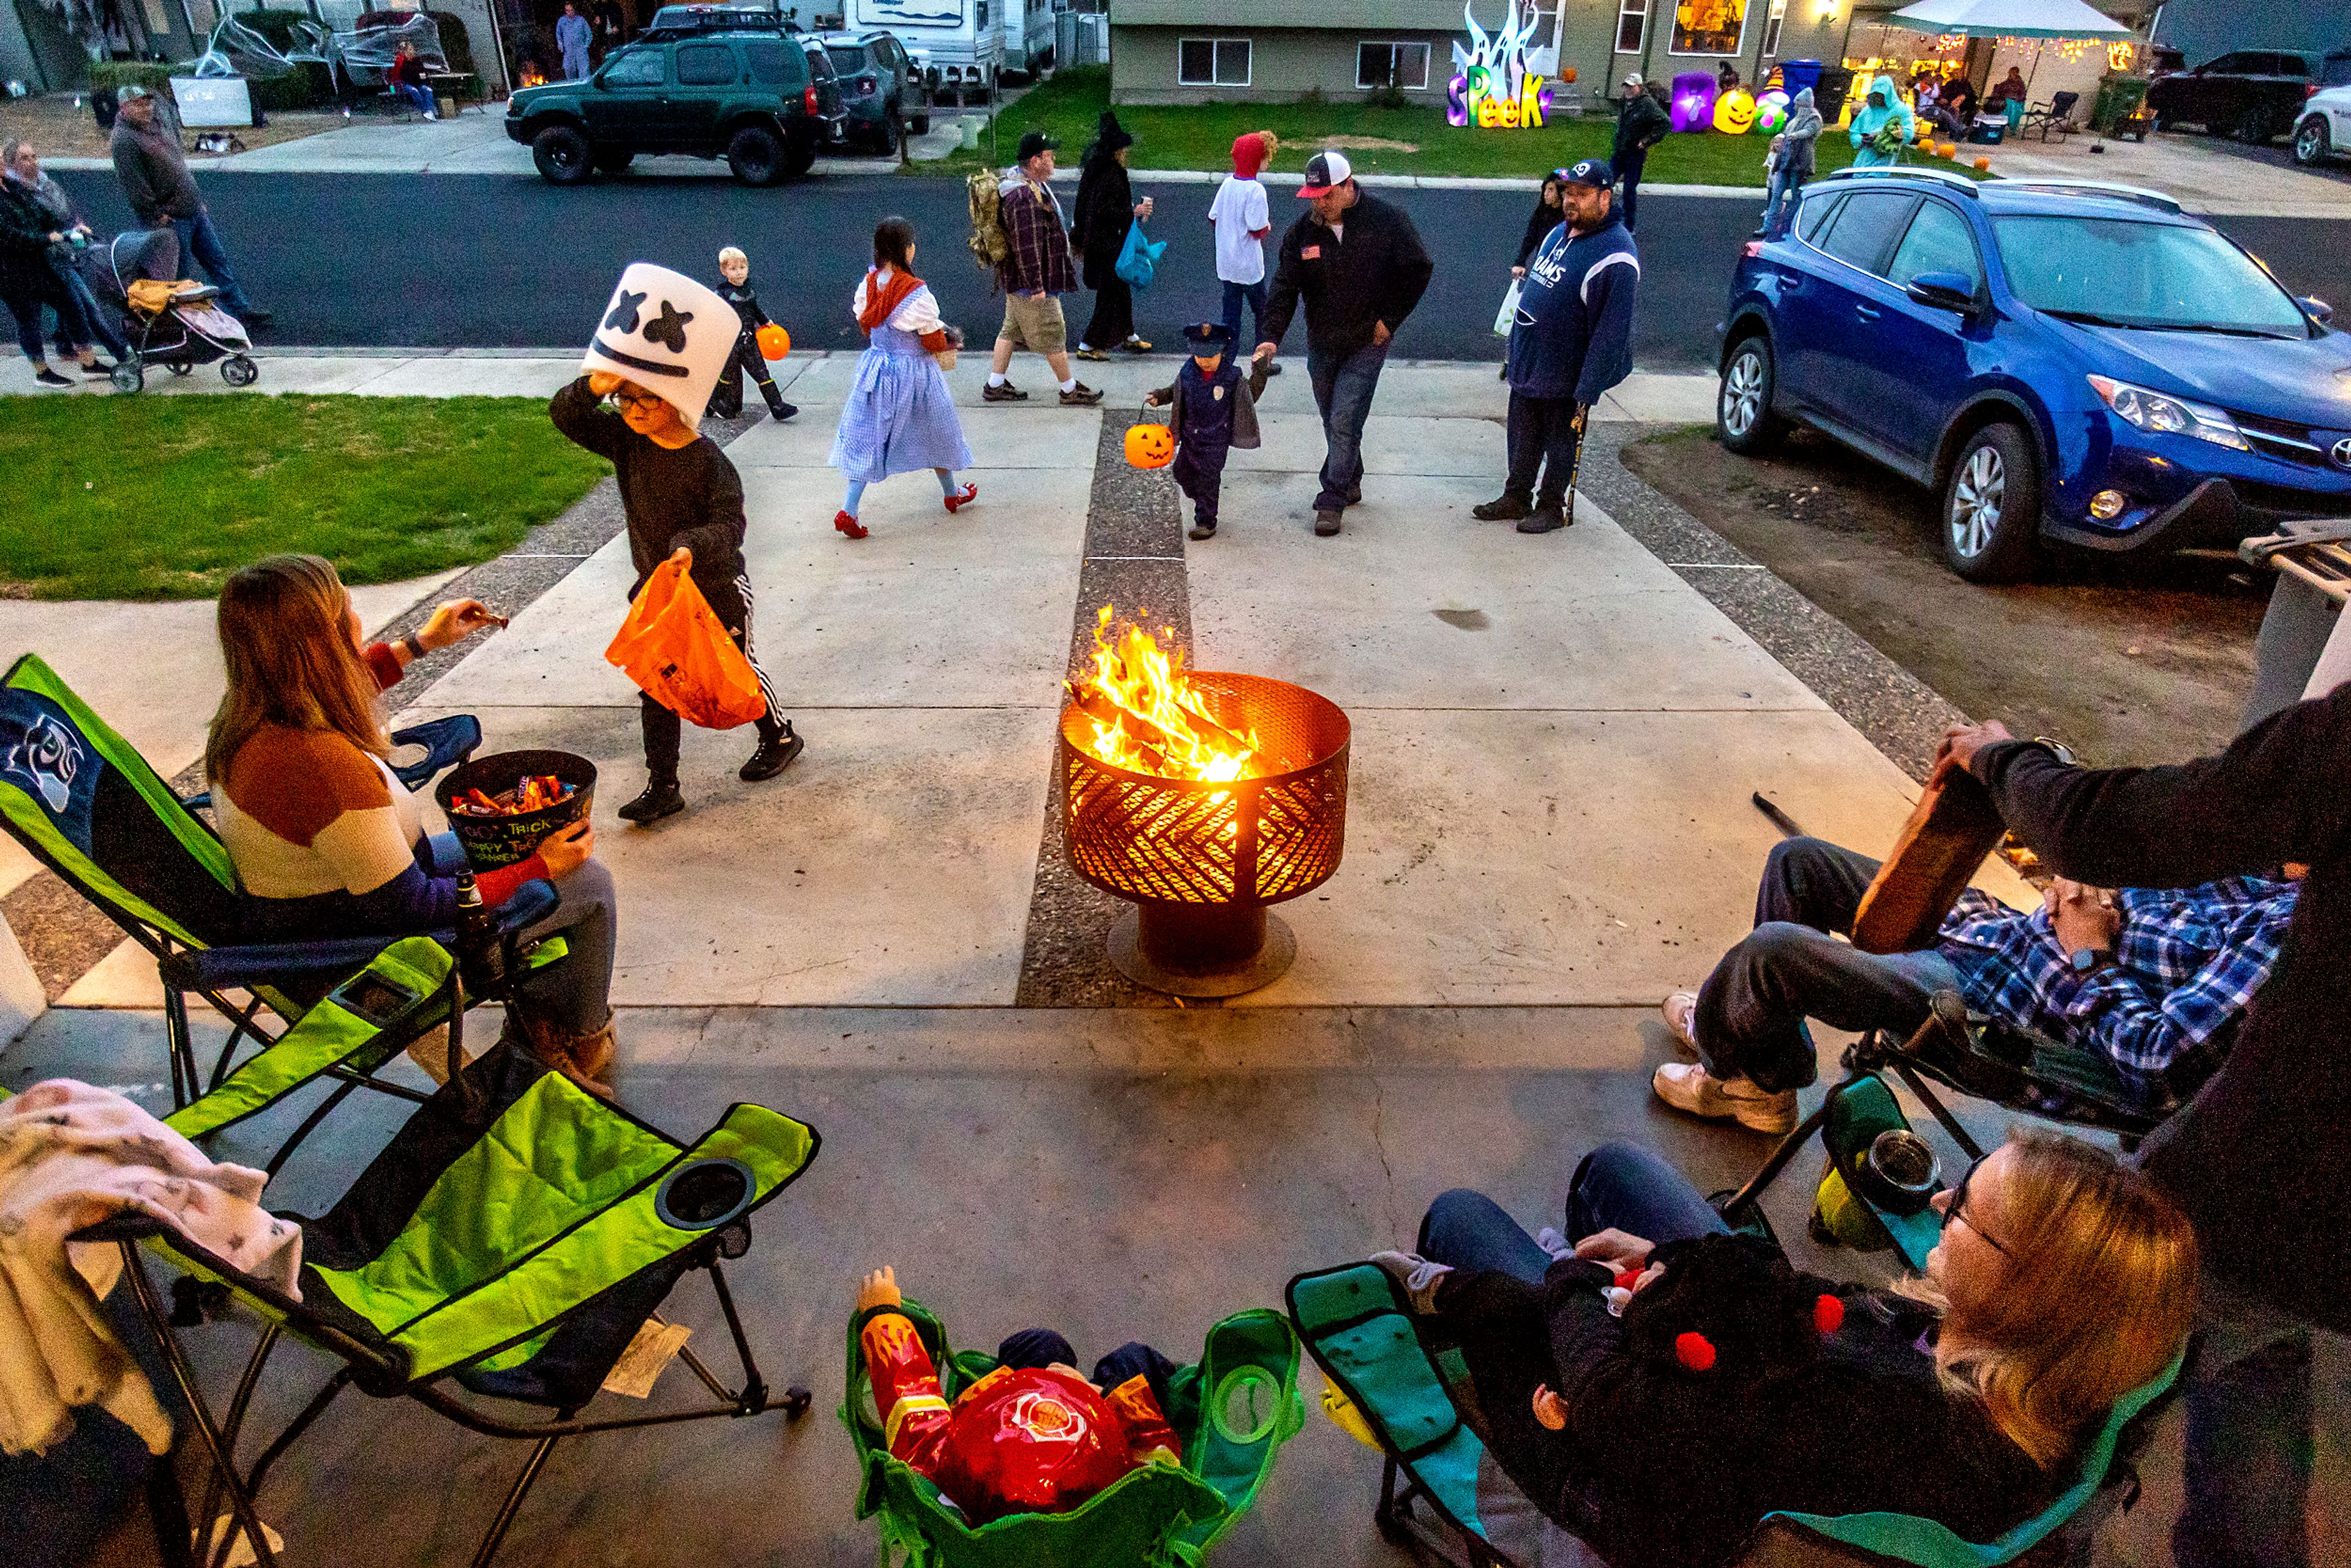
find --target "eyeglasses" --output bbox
[606,387,664,413]
[1944,1154,2011,1257]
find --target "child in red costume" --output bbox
[855,1265,1183,1524]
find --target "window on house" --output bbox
[1614,0,1648,54]
[1178,37,1252,87]
[1357,41,1431,90]
[1760,0,1784,55]
[1668,0,1747,55]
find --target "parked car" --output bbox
[2145,48,2351,144]
[637,2,790,40]
[820,29,928,152]
[842,0,1000,107]
[505,21,846,184]
[1715,168,2350,582]
[2293,72,2351,165]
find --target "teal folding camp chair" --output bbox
[843,1299,1304,1568]
[0,653,556,1165]
[77,1040,822,1568]
[1288,1262,2181,1568]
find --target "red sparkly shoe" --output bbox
[943,482,978,514]
[833,510,868,540]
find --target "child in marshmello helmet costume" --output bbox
[550,263,803,825]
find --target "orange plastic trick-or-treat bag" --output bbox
[604,557,767,729]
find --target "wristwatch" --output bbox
[2068,945,2114,976]
[400,631,427,661]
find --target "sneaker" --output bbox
[768,402,798,421]
[1472,494,1532,522]
[239,308,274,328]
[1346,483,1362,506]
[618,778,684,824]
[1059,382,1104,407]
[1660,992,1701,1054]
[833,509,868,540]
[1119,335,1153,354]
[1652,1062,1798,1135]
[80,362,115,380]
[983,380,1029,402]
[1263,361,1282,377]
[1517,506,1569,535]
[741,724,804,781]
[1188,521,1217,541]
[1369,1251,1453,1315]
[1314,509,1343,537]
[1071,345,1109,362]
[32,367,70,387]
[943,481,978,514]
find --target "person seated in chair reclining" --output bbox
[1654,835,2300,1133]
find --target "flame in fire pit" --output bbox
[1068,606,1262,782]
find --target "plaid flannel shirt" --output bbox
[1937,876,2300,1099]
[999,176,1076,296]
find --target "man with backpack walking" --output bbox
[979,131,1102,407]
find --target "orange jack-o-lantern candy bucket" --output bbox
[1125,423,1176,469]
[756,324,790,360]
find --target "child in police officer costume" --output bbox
[550,263,803,825]
[1143,320,1270,541]
[1477,157,1640,535]
[711,245,797,423]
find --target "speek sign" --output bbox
[1448,0,1553,128]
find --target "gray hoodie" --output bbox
[1780,89,1823,176]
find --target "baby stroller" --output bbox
[78,228,258,393]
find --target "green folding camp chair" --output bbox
[842,1298,1305,1568]
[76,1040,822,1568]
[1287,1261,2181,1568]
[0,653,557,1163]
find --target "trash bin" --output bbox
[1815,67,1856,122]
[1779,58,1823,99]
[2093,75,2149,132]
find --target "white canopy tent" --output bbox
[1881,0,2135,40]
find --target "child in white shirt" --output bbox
[1207,131,1281,374]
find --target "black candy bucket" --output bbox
[433,749,597,871]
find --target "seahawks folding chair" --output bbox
[843,1298,1304,1568]
[77,1041,821,1568]
[0,653,556,1166]
[1287,1261,2181,1568]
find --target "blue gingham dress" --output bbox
[827,276,973,482]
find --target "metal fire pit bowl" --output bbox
[1059,672,1351,997]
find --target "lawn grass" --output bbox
[920,67,1997,186]
[2,395,609,601]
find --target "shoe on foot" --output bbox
[80,362,114,379]
[1346,484,1362,506]
[618,778,684,824]
[1072,345,1109,362]
[1533,1226,1577,1262]
[1660,991,1701,1054]
[768,402,797,421]
[1314,509,1343,537]
[1188,521,1217,540]
[32,367,70,387]
[1262,360,1282,376]
[741,724,804,781]
[1472,494,1532,522]
[1517,506,1569,535]
[239,308,274,327]
[983,380,1029,402]
[1059,382,1104,407]
[1370,1251,1453,1315]
[943,481,978,514]
[1119,336,1153,354]
[1652,1062,1798,1134]
[834,509,868,539]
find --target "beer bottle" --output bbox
[454,869,504,1000]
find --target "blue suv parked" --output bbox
[1715,168,2351,580]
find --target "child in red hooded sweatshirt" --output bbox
[1208,132,1281,375]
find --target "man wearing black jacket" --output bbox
[1612,75,1671,232]
[1944,700,2349,1568]
[1253,151,1433,537]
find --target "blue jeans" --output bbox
[1417,1142,1731,1285]
[171,208,257,321]
[1306,338,1389,513]
[2,274,91,359]
[392,81,436,114]
[1220,277,1268,350]
[62,263,127,359]
[426,833,617,1035]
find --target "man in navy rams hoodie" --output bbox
[1476,159,1640,535]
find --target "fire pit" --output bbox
[1059,610,1349,997]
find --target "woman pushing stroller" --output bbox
[0,138,124,384]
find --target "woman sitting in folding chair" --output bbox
[1371,1133,2196,1567]
[206,554,623,1092]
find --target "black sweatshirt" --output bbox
[1514,197,1563,269]
[549,376,747,604]
[1973,691,2351,1334]
[1439,1264,2052,1568]
[718,279,773,334]
[1260,189,1434,359]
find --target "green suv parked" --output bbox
[506,26,846,186]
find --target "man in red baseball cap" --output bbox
[1253,149,1433,536]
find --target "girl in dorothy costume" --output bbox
[829,217,977,540]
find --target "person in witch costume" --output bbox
[711,245,797,423]
[551,263,803,825]
[1142,320,1267,542]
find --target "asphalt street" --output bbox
[53,169,2351,366]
